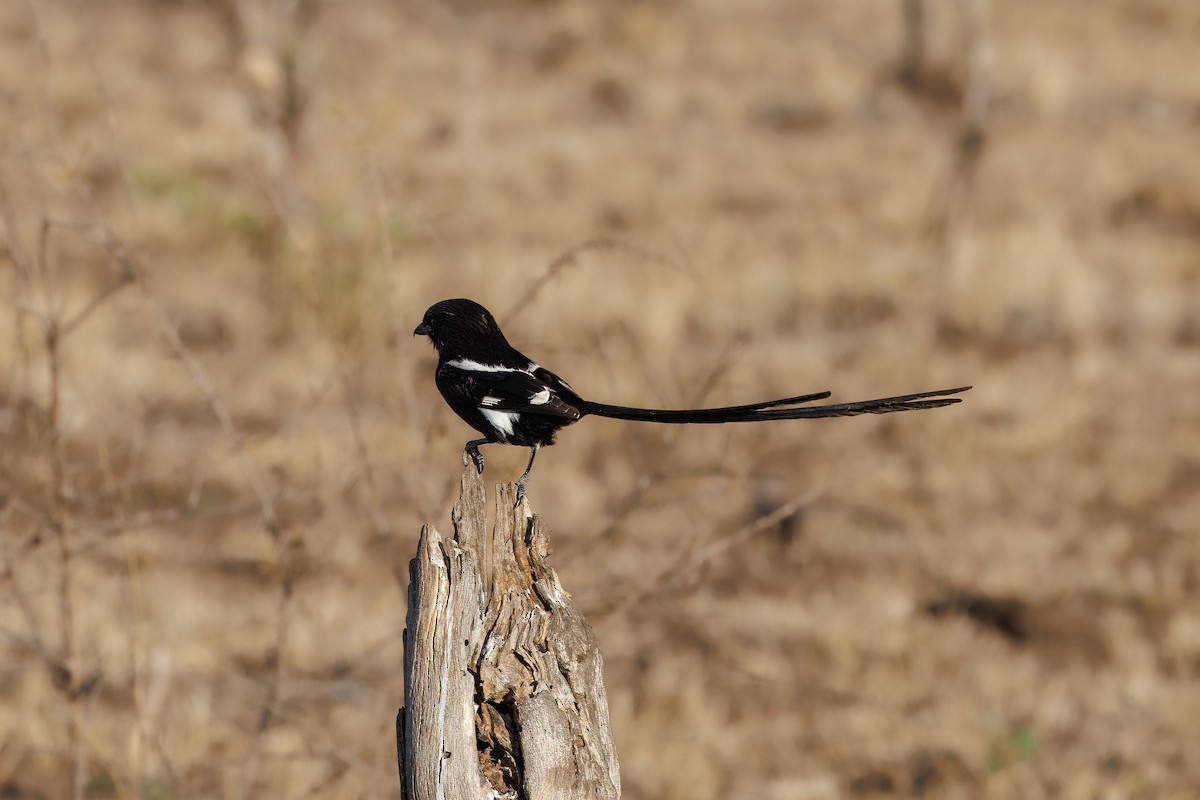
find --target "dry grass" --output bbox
[1,0,1198,798]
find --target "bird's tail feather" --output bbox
[577,386,971,424]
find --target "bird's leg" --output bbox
[464,438,491,475]
[514,445,540,506]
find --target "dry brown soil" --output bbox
[1,1,1198,798]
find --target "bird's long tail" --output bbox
[577,386,971,424]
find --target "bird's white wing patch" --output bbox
[480,408,519,439]
[530,388,551,405]
[481,396,501,407]
[448,358,535,375]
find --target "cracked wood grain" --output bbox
[399,455,620,800]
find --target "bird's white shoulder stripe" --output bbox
[447,358,536,374]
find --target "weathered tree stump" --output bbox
[398,456,620,800]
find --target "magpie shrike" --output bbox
[415,298,969,501]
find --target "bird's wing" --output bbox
[443,364,581,420]
[530,366,584,402]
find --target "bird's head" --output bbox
[414,298,507,358]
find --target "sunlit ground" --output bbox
[1,1,1198,797]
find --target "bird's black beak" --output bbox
[413,322,431,337]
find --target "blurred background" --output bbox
[1,0,1198,798]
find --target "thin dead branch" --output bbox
[501,237,684,324]
[594,487,825,618]
[30,212,88,800]
[79,217,293,800]
[920,0,993,244]
[90,225,281,534]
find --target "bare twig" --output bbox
[941,0,992,239]
[0,194,138,800]
[215,0,315,231]
[59,271,134,337]
[898,0,927,87]
[30,212,89,800]
[563,326,750,566]
[80,216,292,799]
[94,436,149,796]
[11,5,291,795]
[0,557,49,666]
[91,226,281,533]
[338,373,419,595]
[924,0,993,245]
[501,237,684,324]
[67,0,136,212]
[595,487,825,618]
[245,539,298,798]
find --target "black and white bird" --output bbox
[414,298,969,500]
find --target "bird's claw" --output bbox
[513,482,526,508]
[466,445,485,475]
